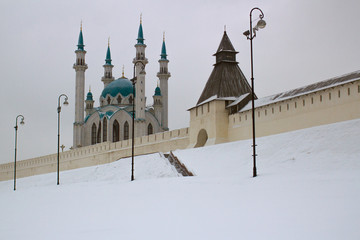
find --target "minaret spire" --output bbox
[77,21,84,51]
[160,32,167,60]
[105,37,112,65]
[102,38,115,88]
[137,14,144,44]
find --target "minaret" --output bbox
[73,23,88,148]
[101,38,115,88]
[157,32,171,130]
[133,15,148,136]
[153,83,162,124]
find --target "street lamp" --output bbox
[243,7,266,177]
[14,115,25,191]
[57,94,69,185]
[131,61,145,181]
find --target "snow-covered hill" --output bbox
[1,119,360,240]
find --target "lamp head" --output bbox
[256,19,266,29]
[20,119,25,125]
[63,98,69,106]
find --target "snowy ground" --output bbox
[1,119,360,240]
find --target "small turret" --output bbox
[85,86,95,116]
[153,83,162,125]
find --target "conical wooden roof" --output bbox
[197,31,252,105]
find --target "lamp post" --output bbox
[243,7,266,177]
[57,94,69,185]
[14,115,25,191]
[131,61,145,181]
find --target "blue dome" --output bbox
[101,77,134,98]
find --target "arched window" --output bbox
[97,122,101,143]
[117,95,122,104]
[147,123,153,135]
[113,120,120,142]
[91,123,97,145]
[107,97,111,105]
[103,118,107,142]
[124,121,129,140]
[129,96,133,104]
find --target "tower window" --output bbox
[329,92,331,100]
[117,95,122,104]
[129,96,133,104]
[124,121,129,140]
[295,102,297,108]
[303,99,305,106]
[107,97,111,105]
[311,97,314,104]
[320,95,323,102]
[338,90,341,98]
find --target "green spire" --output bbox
[154,86,161,96]
[137,14,144,44]
[77,22,85,51]
[105,38,112,65]
[160,32,167,60]
[86,86,93,101]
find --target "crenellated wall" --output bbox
[0,128,189,181]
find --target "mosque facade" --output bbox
[72,20,170,148]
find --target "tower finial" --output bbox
[224,25,226,32]
[89,85,91,92]
[140,13,142,24]
[122,65,125,78]
[163,31,165,41]
[81,20,83,31]
[108,37,110,47]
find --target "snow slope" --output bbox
[1,119,360,240]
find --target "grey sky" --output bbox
[0,0,359,164]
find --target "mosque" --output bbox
[72,19,170,148]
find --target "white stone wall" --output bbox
[228,80,360,141]
[0,128,189,181]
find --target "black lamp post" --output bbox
[131,61,145,181]
[57,94,69,185]
[14,115,25,191]
[243,7,266,177]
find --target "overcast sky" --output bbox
[0,0,359,164]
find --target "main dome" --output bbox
[101,77,133,98]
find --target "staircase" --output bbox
[164,151,194,177]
